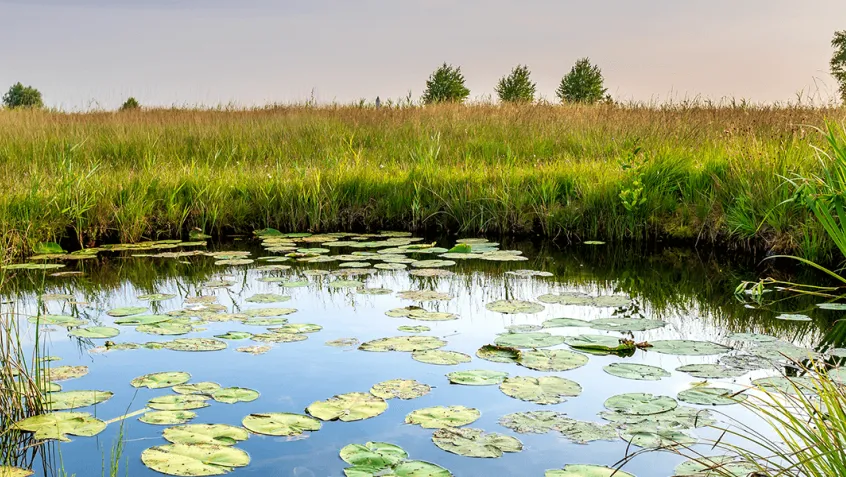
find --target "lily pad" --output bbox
[505,270,554,278]
[138,293,177,302]
[339,441,408,469]
[392,461,452,477]
[28,315,86,327]
[818,302,846,310]
[212,387,260,404]
[45,390,113,410]
[245,293,290,304]
[242,308,297,318]
[677,387,746,406]
[252,332,307,344]
[370,379,431,400]
[648,340,731,356]
[137,322,193,336]
[494,332,566,349]
[556,419,620,444]
[14,412,106,442]
[411,260,455,268]
[47,366,88,381]
[603,363,670,381]
[68,326,120,339]
[397,290,452,302]
[327,280,364,289]
[620,428,696,449]
[131,371,192,389]
[518,349,589,372]
[147,395,210,411]
[674,456,760,476]
[306,392,388,422]
[476,345,522,363]
[163,424,250,446]
[485,300,545,314]
[164,338,227,352]
[242,413,321,436]
[140,411,197,425]
[360,336,446,352]
[269,323,322,334]
[236,345,271,355]
[604,393,678,415]
[398,325,431,333]
[563,335,627,354]
[114,315,172,326]
[676,364,745,379]
[408,269,454,278]
[386,307,457,321]
[326,338,361,348]
[431,428,522,458]
[141,443,250,476]
[545,465,634,477]
[405,406,480,429]
[214,331,253,340]
[541,317,590,328]
[106,307,148,317]
[374,263,407,270]
[411,350,472,366]
[498,411,570,434]
[280,280,309,288]
[243,318,290,327]
[499,376,582,404]
[215,259,254,266]
[447,370,508,386]
[590,318,666,332]
[2,263,65,270]
[173,382,222,395]
[726,332,779,343]
[775,313,812,322]
[537,292,595,306]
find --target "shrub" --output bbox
[120,97,141,111]
[556,58,607,104]
[495,65,536,103]
[422,63,470,105]
[2,83,43,109]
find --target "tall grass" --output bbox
[0,103,843,259]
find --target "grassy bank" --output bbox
[1,103,845,259]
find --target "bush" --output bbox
[120,97,141,111]
[2,83,43,109]
[832,31,846,103]
[556,58,608,104]
[495,65,536,103]
[422,63,470,105]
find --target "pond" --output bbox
[1,233,839,477]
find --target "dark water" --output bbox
[2,237,839,477]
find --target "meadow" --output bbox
[1,103,845,260]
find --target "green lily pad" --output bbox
[326,338,361,348]
[485,300,545,314]
[411,260,455,268]
[339,261,371,268]
[106,307,148,317]
[620,428,696,449]
[306,392,388,422]
[563,335,627,354]
[269,323,323,334]
[431,428,522,458]
[339,441,408,469]
[592,296,634,307]
[505,324,542,333]
[28,315,86,327]
[114,315,172,326]
[360,336,446,352]
[674,456,760,476]
[137,293,177,302]
[47,366,88,381]
[676,364,745,379]
[236,345,271,355]
[242,308,297,317]
[0,467,33,477]
[327,280,365,289]
[3,263,65,270]
[446,370,508,386]
[719,354,774,372]
[147,395,210,411]
[518,349,589,372]
[357,287,394,295]
[69,326,120,339]
[498,411,570,434]
[215,259,254,266]
[775,312,814,322]
[556,419,620,444]
[603,363,670,381]
[252,332,307,343]
[214,331,253,340]
[541,318,590,328]
[243,318,290,326]
[211,387,259,404]
[818,302,846,310]
[370,379,431,400]
[411,350,472,366]
[494,332,566,349]
[374,263,407,270]
[537,292,595,306]
[173,382,222,395]
[141,443,250,476]
[753,376,815,394]
[599,406,716,430]
[163,424,249,447]
[726,332,779,343]
[279,280,309,288]
[677,387,746,406]
[398,325,431,333]
[242,413,321,436]
[397,290,453,301]
[245,293,290,304]
[14,412,106,442]
[590,318,666,332]
[45,390,113,410]
[164,338,227,352]
[138,322,193,336]
[131,372,192,389]
[392,461,452,477]
[505,270,554,278]
[545,465,634,477]
[499,376,582,404]
[476,344,522,363]
[648,340,731,356]
[408,269,454,278]
[405,406,481,429]
[139,411,197,425]
[386,307,457,321]
[604,393,678,415]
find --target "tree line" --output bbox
[4,31,846,110]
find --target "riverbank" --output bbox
[1,103,844,260]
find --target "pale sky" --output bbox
[1,0,844,110]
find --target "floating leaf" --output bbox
[386,306,457,321]
[545,465,634,477]
[326,338,361,348]
[518,350,589,372]
[556,419,619,444]
[359,336,446,352]
[28,315,86,327]
[163,424,249,446]
[131,372,191,389]
[243,318,290,327]
[141,443,249,476]
[34,242,65,254]
[620,428,696,449]
[447,370,508,386]
[499,376,581,404]
[339,441,408,469]
[269,323,322,334]
[242,308,297,318]
[537,292,594,306]
[212,387,259,404]
[674,456,760,476]
[45,391,113,410]
[498,411,570,434]
[431,428,522,458]
[327,280,364,289]
[114,315,171,326]
[753,376,815,394]
[245,293,290,304]
[678,387,746,406]
[648,340,731,356]
[726,332,779,343]
[215,259,254,266]
[775,313,812,322]
[603,363,670,381]
[411,260,455,268]
[137,293,177,302]
[494,332,566,349]
[279,280,309,288]
[137,322,193,336]
[242,413,321,436]
[563,335,627,354]
[393,461,452,477]
[147,395,210,411]
[214,332,253,340]
[405,406,480,429]
[173,382,222,395]
[370,379,431,400]
[14,412,106,442]
[589,318,666,332]
[47,366,88,381]
[604,393,678,415]
[69,326,120,339]
[476,344,521,363]
[397,290,452,301]
[2,263,65,270]
[236,345,271,355]
[252,332,307,343]
[374,263,407,271]
[306,392,388,422]
[505,270,553,278]
[541,317,589,328]
[408,269,454,278]
[818,302,846,310]
[676,364,745,379]
[411,350,471,366]
[164,339,227,352]
[485,300,545,314]
[106,307,148,317]
[398,325,431,333]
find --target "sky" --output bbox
[1,0,845,110]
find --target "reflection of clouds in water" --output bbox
[292,467,315,477]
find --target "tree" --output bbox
[832,30,846,103]
[556,58,608,104]
[495,64,536,103]
[2,82,43,109]
[120,97,140,111]
[422,63,470,104]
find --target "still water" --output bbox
[2,234,836,477]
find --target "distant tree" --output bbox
[2,82,43,109]
[120,97,140,111]
[422,63,470,104]
[832,30,846,103]
[556,58,608,104]
[495,65,536,103]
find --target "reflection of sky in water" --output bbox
[4,242,829,477]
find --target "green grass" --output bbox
[1,103,844,260]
